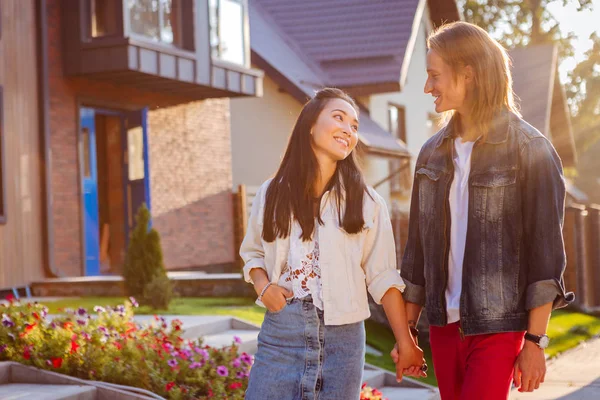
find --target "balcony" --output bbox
[62,0,263,99]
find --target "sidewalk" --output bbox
[510,336,600,400]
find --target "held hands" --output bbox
[513,341,547,392]
[390,337,427,382]
[254,280,293,313]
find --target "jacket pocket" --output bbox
[471,170,517,223]
[416,167,443,229]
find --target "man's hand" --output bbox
[514,341,546,392]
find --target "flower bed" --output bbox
[0,296,250,399]
[360,382,388,400]
[1,295,389,399]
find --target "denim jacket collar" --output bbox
[436,110,512,148]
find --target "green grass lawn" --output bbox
[545,309,600,358]
[44,296,268,326]
[42,297,600,388]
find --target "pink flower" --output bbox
[189,361,204,369]
[241,353,253,365]
[234,336,242,344]
[129,297,139,307]
[216,365,228,377]
[167,359,178,368]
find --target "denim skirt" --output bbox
[245,296,365,400]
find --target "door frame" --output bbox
[77,104,151,276]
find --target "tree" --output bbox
[567,32,600,134]
[459,0,592,58]
[122,204,173,309]
[459,0,597,134]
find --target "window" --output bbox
[209,0,247,65]
[127,0,183,46]
[128,127,145,181]
[388,104,409,195]
[388,104,407,144]
[0,87,5,224]
[90,0,119,37]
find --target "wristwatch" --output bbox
[524,332,550,349]
[409,326,419,338]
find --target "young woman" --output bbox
[240,88,425,399]
[393,21,574,399]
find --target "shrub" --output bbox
[143,273,174,310]
[123,204,173,309]
[0,296,250,399]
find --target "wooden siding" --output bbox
[0,0,46,288]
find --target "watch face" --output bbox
[539,335,550,348]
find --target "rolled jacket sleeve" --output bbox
[521,137,574,310]
[240,181,269,284]
[399,163,426,306]
[362,190,406,304]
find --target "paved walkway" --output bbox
[511,336,600,400]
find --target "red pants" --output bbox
[430,322,525,400]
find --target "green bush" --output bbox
[0,296,251,399]
[143,272,174,310]
[123,204,172,309]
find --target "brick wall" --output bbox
[46,0,235,275]
[149,101,236,269]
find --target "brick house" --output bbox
[0,0,263,292]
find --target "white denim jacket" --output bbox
[240,179,405,325]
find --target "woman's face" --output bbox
[310,98,359,163]
[424,49,471,114]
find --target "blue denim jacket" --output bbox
[401,111,575,335]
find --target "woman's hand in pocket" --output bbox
[261,284,293,313]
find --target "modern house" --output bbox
[0,0,263,293]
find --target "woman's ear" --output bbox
[463,65,474,85]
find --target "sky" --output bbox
[548,0,600,81]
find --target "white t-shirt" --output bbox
[446,137,476,323]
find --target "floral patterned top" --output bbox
[277,220,323,310]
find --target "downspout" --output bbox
[36,0,62,278]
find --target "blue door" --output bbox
[124,108,152,239]
[80,107,100,275]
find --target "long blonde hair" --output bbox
[427,21,521,136]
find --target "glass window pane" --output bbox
[219,0,245,64]
[128,0,161,41]
[128,127,145,181]
[160,0,175,43]
[388,105,398,135]
[209,0,220,58]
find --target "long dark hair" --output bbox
[262,88,370,242]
